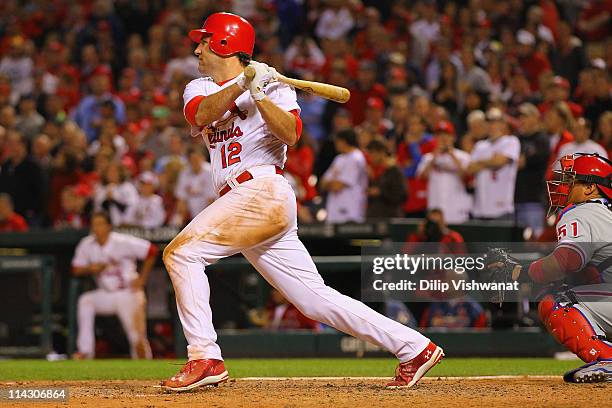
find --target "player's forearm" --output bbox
[528,247,582,283]
[482,155,511,170]
[321,179,346,193]
[449,154,467,176]
[195,84,245,126]
[72,266,90,276]
[72,265,99,276]
[255,98,298,146]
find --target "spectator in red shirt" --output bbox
[406,209,464,244]
[356,97,393,139]
[285,132,317,204]
[345,61,387,125]
[0,193,28,232]
[265,289,319,331]
[577,0,612,42]
[544,101,575,179]
[538,76,584,118]
[54,184,92,230]
[516,29,551,91]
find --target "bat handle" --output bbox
[244,65,256,81]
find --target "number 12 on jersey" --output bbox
[221,142,242,168]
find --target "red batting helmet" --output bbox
[547,153,612,215]
[188,12,255,57]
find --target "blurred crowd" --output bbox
[0,0,610,240]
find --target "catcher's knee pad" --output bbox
[538,295,612,363]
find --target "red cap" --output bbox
[367,97,385,111]
[73,183,92,198]
[434,120,455,135]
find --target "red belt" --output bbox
[219,166,284,197]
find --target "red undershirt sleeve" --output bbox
[289,109,302,140]
[147,243,159,258]
[184,96,205,126]
[528,246,583,283]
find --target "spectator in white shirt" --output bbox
[411,2,440,43]
[94,161,138,226]
[125,172,166,228]
[467,108,521,219]
[0,36,33,105]
[163,39,200,85]
[557,117,608,160]
[175,147,216,223]
[417,121,472,224]
[315,0,355,41]
[321,129,368,223]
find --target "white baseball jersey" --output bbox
[72,232,152,291]
[175,162,217,218]
[417,149,472,224]
[322,148,368,223]
[556,199,612,283]
[471,135,520,218]
[183,77,300,192]
[125,194,166,228]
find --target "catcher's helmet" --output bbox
[547,153,612,214]
[188,12,255,57]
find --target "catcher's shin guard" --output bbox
[538,295,612,362]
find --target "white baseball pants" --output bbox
[163,172,429,362]
[76,288,152,359]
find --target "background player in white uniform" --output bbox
[72,211,158,359]
[160,12,443,392]
[518,154,612,382]
[468,108,521,219]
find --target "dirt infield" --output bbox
[1,378,609,407]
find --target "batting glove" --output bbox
[247,61,277,101]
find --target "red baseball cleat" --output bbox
[386,341,444,389]
[161,359,229,392]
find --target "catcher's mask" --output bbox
[547,153,612,216]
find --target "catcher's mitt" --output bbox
[484,247,523,305]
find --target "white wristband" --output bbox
[251,90,265,101]
[236,74,248,91]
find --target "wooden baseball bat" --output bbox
[244,65,350,103]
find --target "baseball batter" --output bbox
[160,12,443,391]
[521,153,612,382]
[72,212,158,359]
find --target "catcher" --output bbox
[488,153,612,383]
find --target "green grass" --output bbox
[0,358,580,381]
